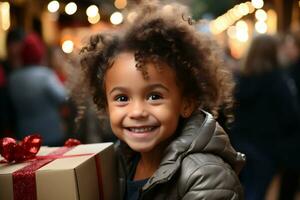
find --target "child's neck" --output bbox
[133,149,163,181]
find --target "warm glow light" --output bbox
[114,0,127,9]
[236,20,248,31]
[86,5,99,17]
[227,26,236,39]
[246,2,255,13]
[88,13,100,24]
[110,12,123,25]
[238,3,249,16]
[210,1,257,35]
[255,21,267,33]
[233,6,243,18]
[47,1,60,13]
[251,0,264,9]
[267,9,277,34]
[255,9,267,21]
[224,13,234,26]
[228,9,238,20]
[0,2,10,31]
[236,30,249,42]
[127,11,137,23]
[209,23,219,35]
[236,20,248,42]
[65,2,77,15]
[62,40,74,54]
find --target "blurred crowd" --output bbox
[1,26,300,199]
[223,32,300,200]
[0,28,115,146]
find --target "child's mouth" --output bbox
[126,126,158,133]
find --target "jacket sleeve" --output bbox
[181,163,243,200]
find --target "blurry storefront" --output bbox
[0,0,299,59]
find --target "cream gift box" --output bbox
[0,143,118,200]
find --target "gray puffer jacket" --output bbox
[116,110,245,200]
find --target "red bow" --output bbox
[0,135,81,163]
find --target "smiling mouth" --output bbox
[126,126,158,133]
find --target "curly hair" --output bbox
[72,1,234,121]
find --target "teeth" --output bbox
[129,127,154,133]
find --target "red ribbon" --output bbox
[0,135,42,163]
[0,135,81,163]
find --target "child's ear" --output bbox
[180,98,196,118]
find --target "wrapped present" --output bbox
[0,136,118,200]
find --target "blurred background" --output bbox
[0,0,298,58]
[0,0,300,200]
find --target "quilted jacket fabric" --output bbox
[116,110,245,200]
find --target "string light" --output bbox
[62,40,74,54]
[88,13,100,24]
[86,5,99,18]
[251,0,264,9]
[227,26,237,39]
[210,1,256,35]
[238,3,249,16]
[110,12,123,25]
[255,21,267,33]
[65,2,77,15]
[235,20,249,42]
[255,9,267,21]
[47,1,60,13]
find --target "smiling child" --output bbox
[73,1,245,199]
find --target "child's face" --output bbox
[105,52,189,153]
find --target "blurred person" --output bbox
[2,27,25,72]
[47,46,77,139]
[8,33,67,146]
[281,31,300,103]
[0,28,25,138]
[231,34,300,200]
[278,31,300,200]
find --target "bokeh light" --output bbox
[86,5,99,18]
[62,40,74,54]
[47,1,60,13]
[110,12,123,25]
[65,2,77,15]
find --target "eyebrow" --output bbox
[147,83,169,92]
[108,83,169,95]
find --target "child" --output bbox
[73,1,245,199]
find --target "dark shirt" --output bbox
[125,155,148,200]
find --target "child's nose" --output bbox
[129,100,148,119]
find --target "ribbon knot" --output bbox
[0,135,81,163]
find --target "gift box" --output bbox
[0,142,118,200]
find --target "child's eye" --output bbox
[115,95,128,102]
[147,93,162,101]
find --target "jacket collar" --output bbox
[142,110,245,191]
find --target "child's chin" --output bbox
[128,143,154,153]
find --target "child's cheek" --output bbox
[107,106,124,126]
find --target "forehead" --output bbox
[105,52,178,88]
